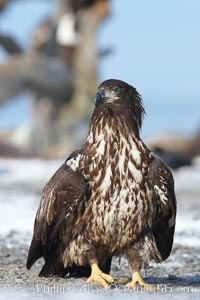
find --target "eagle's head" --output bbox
[94,79,145,135]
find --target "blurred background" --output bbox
[0,0,200,296]
[0,0,199,164]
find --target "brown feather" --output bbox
[26,160,90,272]
[148,158,177,260]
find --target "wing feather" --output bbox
[148,157,177,260]
[26,157,90,270]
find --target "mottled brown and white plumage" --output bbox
[26,79,176,288]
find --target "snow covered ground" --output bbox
[0,159,62,239]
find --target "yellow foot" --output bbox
[87,263,114,289]
[126,272,155,292]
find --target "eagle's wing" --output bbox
[148,157,177,261]
[26,153,90,271]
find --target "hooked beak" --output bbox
[95,90,106,106]
[95,88,119,106]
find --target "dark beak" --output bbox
[95,91,105,106]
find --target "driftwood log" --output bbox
[0,0,110,156]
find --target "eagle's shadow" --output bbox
[147,275,200,287]
[113,275,200,288]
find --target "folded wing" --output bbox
[148,157,177,260]
[26,159,90,272]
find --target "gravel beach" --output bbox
[0,158,200,299]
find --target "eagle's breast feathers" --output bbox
[64,114,168,265]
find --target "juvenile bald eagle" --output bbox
[27,79,176,289]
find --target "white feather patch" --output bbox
[128,161,143,183]
[118,145,126,176]
[110,191,118,204]
[130,140,141,164]
[96,132,106,156]
[154,184,168,203]
[100,165,112,195]
[66,154,82,171]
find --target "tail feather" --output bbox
[39,261,66,277]
[38,258,112,278]
[27,237,112,278]
[26,239,43,270]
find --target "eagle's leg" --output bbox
[125,249,152,291]
[86,262,114,289]
[126,271,152,290]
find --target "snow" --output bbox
[175,214,200,247]
[0,158,62,186]
[0,158,62,243]
[0,287,198,300]
[0,189,36,237]
[174,164,200,192]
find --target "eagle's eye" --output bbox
[112,87,120,95]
